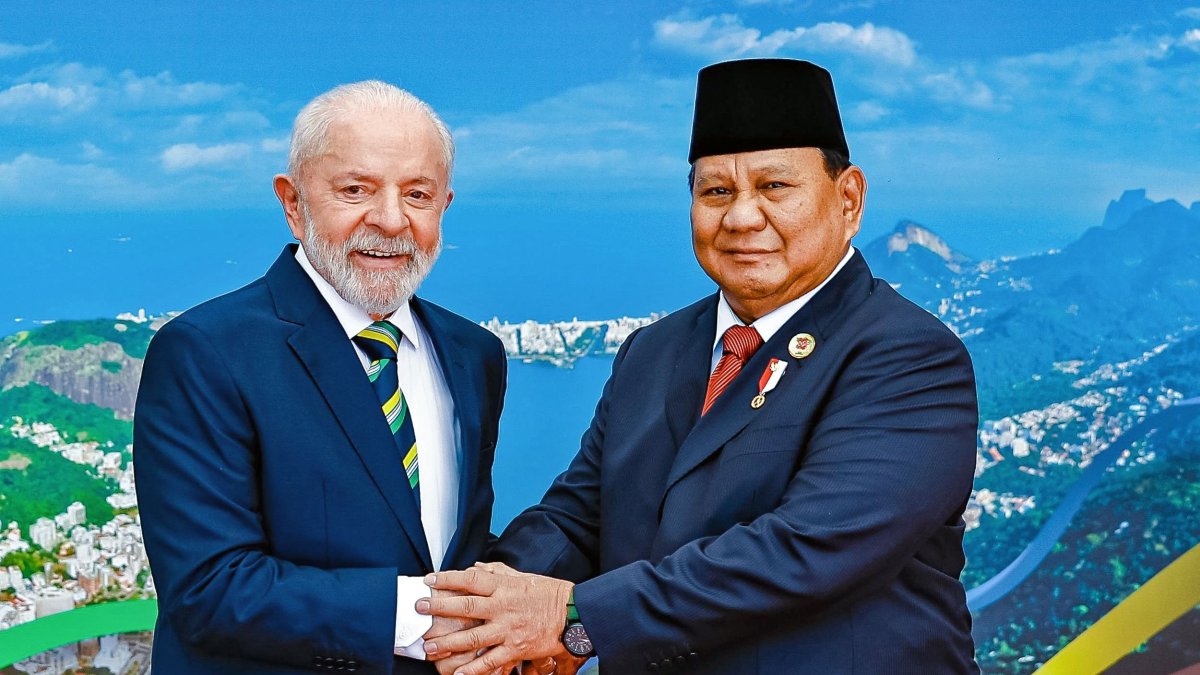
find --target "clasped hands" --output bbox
[417,562,589,675]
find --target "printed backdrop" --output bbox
[2,3,1199,673]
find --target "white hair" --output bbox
[286,80,454,180]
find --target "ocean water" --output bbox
[492,357,613,529]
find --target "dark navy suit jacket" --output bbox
[135,245,506,674]
[493,252,979,674]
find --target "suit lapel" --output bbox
[410,298,481,568]
[659,252,875,507]
[268,246,433,569]
[663,298,719,448]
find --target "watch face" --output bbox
[562,623,594,657]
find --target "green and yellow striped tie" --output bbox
[353,321,420,504]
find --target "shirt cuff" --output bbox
[395,576,434,658]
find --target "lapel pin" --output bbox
[788,333,816,360]
[751,358,788,409]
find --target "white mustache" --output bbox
[345,230,419,257]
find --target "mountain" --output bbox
[860,220,974,304]
[860,194,1200,419]
[1100,188,1155,230]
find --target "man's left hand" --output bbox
[417,563,573,675]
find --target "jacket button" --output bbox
[675,655,686,664]
[312,656,324,668]
[689,651,699,659]
[648,664,659,672]
[346,660,359,672]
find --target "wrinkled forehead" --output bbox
[304,110,449,178]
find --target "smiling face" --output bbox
[274,106,453,316]
[690,146,865,322]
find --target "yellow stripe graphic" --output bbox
[1035,542,1200,674]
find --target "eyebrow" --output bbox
[328,171,442,187]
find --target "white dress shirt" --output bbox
[296,246,457,659]
[711,246,857,370]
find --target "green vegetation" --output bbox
[0,545,54,577]
[0,436,115,533]
[0,384,132,449]
[973,422,1200,674]
[16,318,154,359]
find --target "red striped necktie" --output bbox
[701,325,763,416]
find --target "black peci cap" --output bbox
[688,58,849,164]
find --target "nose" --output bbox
[365,189,409,234]
[721,191,767,232]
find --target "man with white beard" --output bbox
[135,81,509,675]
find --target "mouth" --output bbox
[723,248,777,259]
[351,249,411,268]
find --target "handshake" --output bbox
[416,562,591,675]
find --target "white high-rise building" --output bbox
[29,518,60,551]
[67,501,86,526]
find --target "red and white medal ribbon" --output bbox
[751,358,787,408]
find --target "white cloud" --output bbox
[2,63,239,118]
[1177,7,1200,20]
[653,14,917,66]
[849,100,889,123]
[80,142,104,160]
[451,76,691,194]
[0,40,53,59]
[1180,29,1200,51]
[921,70,996,110]
[0,81,96,115]
[0,153,156,206]
[260,137,289,153]
[160,143,252,171]
[118,70,237,107]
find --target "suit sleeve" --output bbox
[487,329,642,580]
[134,319,397,671]
[570,326,976,666]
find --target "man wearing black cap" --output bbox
[421,59,979,675]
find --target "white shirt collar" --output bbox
[713,246,856,353]
[294,245,422,349]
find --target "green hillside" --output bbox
[12,318,154,359]
[0,384,133,449]
[0,437,115,532]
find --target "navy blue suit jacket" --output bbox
[135,245,506,674]
[493,252,979,674]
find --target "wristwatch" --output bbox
[561,592,595,658]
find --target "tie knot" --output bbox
[721,325,762,362]
[353,321,401,362]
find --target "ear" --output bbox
[443,188,454,213]
[836,165,866,239]
[274,174,304,241]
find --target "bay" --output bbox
[491,357,613,529]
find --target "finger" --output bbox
[447,648,519,675]
[473,561,520,576]
[418,594,493,620]
[433,651,474,675]
[428,569,500,595]
[423,625,505,657]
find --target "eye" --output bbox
[341,184,368,198]
[763,181,789,189]
[701,186,731,197]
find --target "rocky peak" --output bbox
[1101,189,1154,230]
[883,221,972,273]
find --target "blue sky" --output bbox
[3,1,1200,323]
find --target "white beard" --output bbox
[300,201,442,316]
